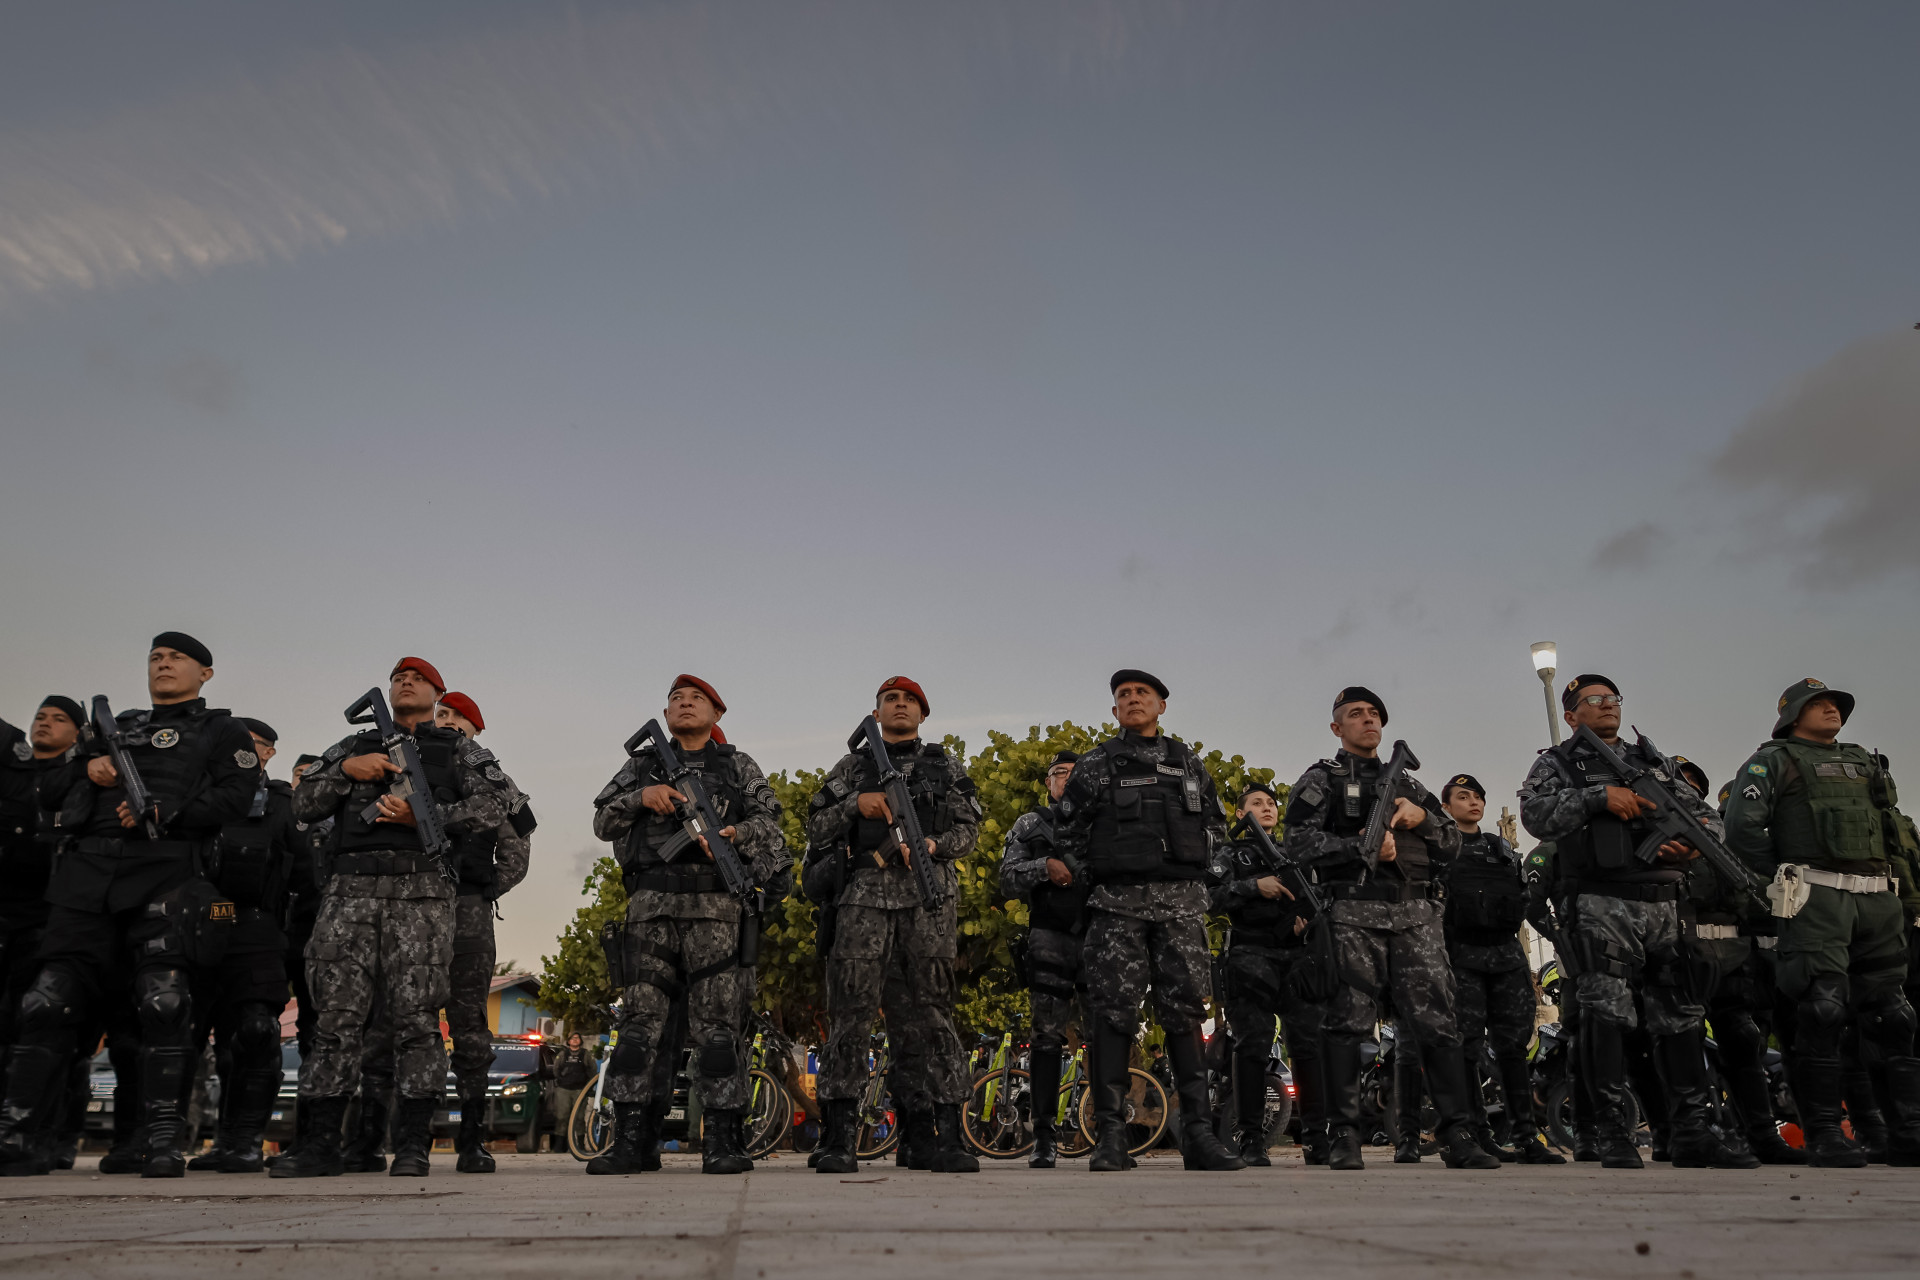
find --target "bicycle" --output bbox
[854,1029,901,1159]
[567,1023,618,1161]
[741,1013,795,1159]
[1049,1043,1096,1158]
[961,1030,1034,1159]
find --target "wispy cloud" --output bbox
[1592,520,1662,572]
[1711,329,1920,586]
[0,0,1200,307]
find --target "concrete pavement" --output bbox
[1,1147,1916,1279]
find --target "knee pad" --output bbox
[698,1030,738,1079]
[18,966,85,1035]
[609,1035,650,1075]
[134,968,192,1039]
[1859,995,1918,1055]
[233,1004,281,1055]
[1797,974,1851,1048]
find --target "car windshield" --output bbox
[491,1045,542,1074]
[282,1042,301,1070]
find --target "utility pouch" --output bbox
[1290,913,1340,1004]
[600,920,631,990]
[1768,864,1813,920]
[142,877,236,968]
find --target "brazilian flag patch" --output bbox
[1747,763,1768,776]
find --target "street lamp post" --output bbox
[1530,641,1561,747]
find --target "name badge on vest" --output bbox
[1119,776,1156,788]
[1156,764,1183,777]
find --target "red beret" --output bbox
[876,676,929,716]
[670,674,727,715]
[438,692,484,733]
[390,656,445,693]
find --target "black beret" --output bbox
[1110,669,1169,699]
[150,631,213,667]
[293,753,321,768]
[1048,750,1080,768]
[1240,779,1278,802]
[239,717,278,744]
[1441,773,1485,801]
[1332,686,1388,726]
[1561,674,1620,712]
[38,695,84,727]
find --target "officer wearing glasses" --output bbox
[1519,674,1752,1170]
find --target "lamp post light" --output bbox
[1530,641,1561,747]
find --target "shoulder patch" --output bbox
[235,748,258,769]
[464,745,496,766]
[1294,781,1326,809]
[827,777,850,801]
[1747,763,1767,776]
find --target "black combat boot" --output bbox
[218,1063,282,1173]
[1322,1035,1365,1171]
[269,1096,348,1178]
[1086,1023,1133,1172]
[700,1108,753,1174]
[1501,1053,1562,1163]
[585,1102,651,1175]
[1793,1056,1865,1167]
[896,1106,936,1170]
[1878,1057,1920,1167]
[1658,1031,1758,1169]
[1165,1026,1244,1171]
[1393,1131,1422,1163]
[813,1097,860,1174]
[1392,1036,1422,1162]
[187,1060,234,1171]
[1299,1124,1330,1166]
[641,1102,668,1171]
[1462,1041,1510,1162]
[0,1045,65,1177]
[1849,1067,1890,1164]
[930,1103,980,1173]
[138,1047,192,1179]
[1423,1042,1501,1171]
[386,1096,437,1177]
[99,1126,149,1174]
[1725,1058,1803,1165]
[341,1091,390,1173]
[1028,1045,1062,1169]
[1233,1056,1271,1167]
[1581,1018,1642,1169]
[455,1093,495,1173]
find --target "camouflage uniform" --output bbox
[1441,830,1541,1145]
[1283,749,1473,1154]
[594,743,785,1111]
[999,806,1087,1062]
[291,726,505,1101]
[808,741,979,1109]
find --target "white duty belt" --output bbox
[1693,924,1740,940]
[1800,867,1895,894]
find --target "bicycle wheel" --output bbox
[855,1091,900,1159]
[568,1086,615,1161]
[742,1069,793,1158]
[1054,1080,1094,1158]
[1078,1067,1171,1155]
[962,1068,1034,1158]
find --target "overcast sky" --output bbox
[3,0,1917,969]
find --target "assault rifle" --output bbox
[1572,725,1770,915]
[90,696,159,838]
[849,715,946,909]
[1359,739,1420,876]
[1229,811,1324,919]
[345,688,454,881]
[623,720,759,910]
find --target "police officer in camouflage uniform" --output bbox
[998,750,1089,1169]
[1724,678,1920,1167]
[1437,774,1563,1165]
[431,692,535,1174]
[276,656,507,1179]
[1208,779,1329,1167]
[808,677,981,1175]
[0,633,259,1178]
[186,717,300,1174]
[1284,686,1497,1172]
[267,753,329,1169]
[1519,674,1752,1170]
[1052,670,1245,1173]
[589,675,786,1176]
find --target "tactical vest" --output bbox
[334,724,465,856]
[1764,739,1886,869]
[95,702,236,840]
[850,742,956,863]
[0,721,38,835]
[1543,738,1670,885]
[1444,832,1526,942]
[620,743,748,872]
[212,779,292,912]
[1021,808,1092,934]
[1313,754,1434,884]
[1083,736,1211,883]
[1220,838,1301,939]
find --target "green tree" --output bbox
[757,767,829,1041]
[536,856,627,1036]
